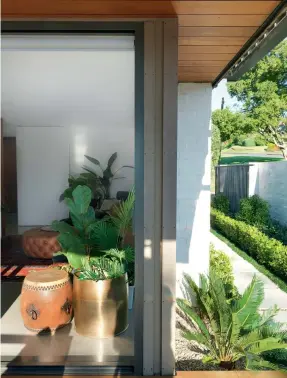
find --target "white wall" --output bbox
[17,127,69,226]
[249,162,287,225]
[176,83,212,295]
[1,36,135,224]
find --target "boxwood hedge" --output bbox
[211,208,287,281]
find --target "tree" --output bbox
[228,40,287,159]
[212,107,251,142]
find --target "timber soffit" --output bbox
[213,0,287,87]
[1,0,285,83]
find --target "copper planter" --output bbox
[73,274,128,338]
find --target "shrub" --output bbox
[236,195,270,227]
[211,193,230,215]
[233,134,246,146]
[243,137,256,147]
[211,124,221,168]
[254,134,266,146]
[177,274,287,371]
[211,208,287,281]
[266,143,280,152]
[209,244,237,299]
[264,220,287,246]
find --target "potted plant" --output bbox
[59,152,134,210]
[52,185,135,338]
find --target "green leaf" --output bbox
[248,338,287,355]
[51,220,76,235]
[246,358,287,372]
[84,155,101,166]
[88,220,119,252]
[107,152,117,169]
[57,233,85,254]
[232,275,264,328]
[72,185,92,214]
[82,166,101,178]
[110,190,135,242]
[177,298,210,342]
[181,330,210,349]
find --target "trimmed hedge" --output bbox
[211,208,287,281]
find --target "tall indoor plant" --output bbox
[59,152,134,209]
[52,185,135,337]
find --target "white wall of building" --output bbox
[1,36,135,225]
[249,162,287,225]
[176,83,212,296]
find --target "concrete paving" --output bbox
[210,233,287,323]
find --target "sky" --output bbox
[211,79,238,111]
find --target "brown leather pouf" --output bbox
[22,228,61,259]
[20,270,73,334]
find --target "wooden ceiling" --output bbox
[2,0,281,83]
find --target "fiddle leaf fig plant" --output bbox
[52,185,135,281]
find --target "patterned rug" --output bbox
[1,235,52,280]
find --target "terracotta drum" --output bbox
[20,270,72,333]
[22,228,61,259]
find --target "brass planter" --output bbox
[73,274,128,338]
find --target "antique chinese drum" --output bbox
[20,270,72,334]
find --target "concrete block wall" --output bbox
[176,83,212,295]
[249,161,287,225]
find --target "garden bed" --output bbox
[210,208,287,282]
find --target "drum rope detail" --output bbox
[22,280,69,291]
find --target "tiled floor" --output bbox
[1,282,134,367]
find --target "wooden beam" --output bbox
[179,45,240,54]
[179,36,249,46]
[178,72,216,82]
[178,53,235,61]
[179,66,222,74]
[172,1,279,15]
[179,14,268,27]
[178,60,227,68]
[2,1,279,18]
[179,26,258,37]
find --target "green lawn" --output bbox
[220,156,283,165]
[223,146,268,154]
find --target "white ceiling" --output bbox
[1,36,135,136]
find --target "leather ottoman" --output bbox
[22,228,61,259]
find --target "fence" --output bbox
[215,164,250,213]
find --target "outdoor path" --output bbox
[210,233,287,323]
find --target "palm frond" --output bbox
[181,330,210,350]
[232,275,264,328]
[246,356,287,372]
[245,306,280,332]
[208,271,232,337]
[248,338,287,355]
[110,189,135,241]
[176,298,211,342]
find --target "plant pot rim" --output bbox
[73,272,127,283]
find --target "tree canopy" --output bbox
[227,40,287,158]
[212,107,251,142]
